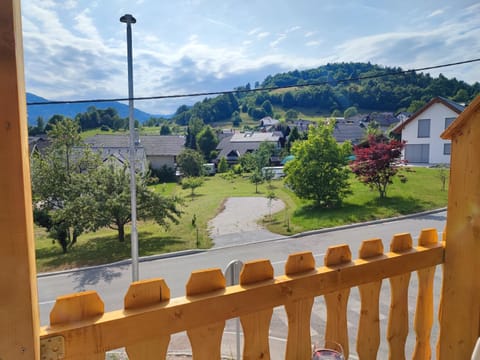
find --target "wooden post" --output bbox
[0,0,40,359]
[438,95,480,359]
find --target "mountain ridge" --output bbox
[26,93,163,125]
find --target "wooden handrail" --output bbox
[39,232,444,359]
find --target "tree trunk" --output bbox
[118,224,125,242]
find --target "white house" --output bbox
[392,97,464,164]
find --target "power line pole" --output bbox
[120,14,139,282]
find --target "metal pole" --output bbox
[224,260,244,360]
[120,14,139,282]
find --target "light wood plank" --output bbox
[49,291,105,359]
[387,233,413,360]
[38,244,444,355]
[357,239,384,360]
[0,1,40,359]
[412,229,437,360]
[186,268,226,360]
[324,245,352,359]
[284,252,316,359]
[439,95,480,359]
[124,279,171,359]
[240,260,274,360]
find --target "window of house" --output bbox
[418,119,431,138]
[444,143,451,155]
[445,117,455,129]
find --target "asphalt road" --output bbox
[37,210,446,358]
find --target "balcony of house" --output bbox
[38,230,445,359]
[2,1,480,359]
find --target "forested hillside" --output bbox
[172,62,480,125]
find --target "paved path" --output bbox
[208,197,285,247]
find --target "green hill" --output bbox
[172,62,480,125]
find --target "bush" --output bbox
[151,165,176,183]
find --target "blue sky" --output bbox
[22,0,480,115]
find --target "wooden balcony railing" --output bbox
[39,228,444,359]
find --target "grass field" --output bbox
[35,167,448,272]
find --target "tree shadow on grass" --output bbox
[37,232,185,272]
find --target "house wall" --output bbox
[401,103,458,164]
[148,155,176,170]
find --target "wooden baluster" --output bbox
[412,229,438,360]
[124,278,171,359]
[436,226,446,357]
[387,233,413,360]
[49,291,105,359]
[324,244,352,359]
[357,238,384,360]
[284,251,316,359]
[239,259,274,360]
[186,269,226,360]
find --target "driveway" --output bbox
[208,197,286,247]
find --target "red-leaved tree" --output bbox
[350,136,405,198]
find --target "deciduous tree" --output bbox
[177,148,205,177]
[284,123,352,207]
[350,136,405,198]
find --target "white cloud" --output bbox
[74,9,102,41]
[305,31,316,38]
[248,27,261,36]
[427,9,444,18]
[63,0,77,9]
[286,26,301,33]
[257,32,270,39]
[306,40,322,47]
[270,34,286,48]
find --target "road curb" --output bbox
[290,207,447,238]
[37,249,205,278]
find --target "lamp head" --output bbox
[120,14,136,24]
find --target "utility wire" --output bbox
[27,58,480,106]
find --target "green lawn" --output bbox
[35,167,448,272]
[267,167,448,234]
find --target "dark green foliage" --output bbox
[74,106,127,131]
[151,164,176,183]
[217,157,229,173]
[173,93,238,124]
[344,106,358,118]
[285,109,299,121]
[160,124,171,135]
[196,126,218,161]
[177,149,205,177]
[285,123,352,207]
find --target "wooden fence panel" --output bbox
[357,239,384,360]
[388,233,413,360]
[40,240,445,359]
[49,291,105,359]
[186,269,226,360]
[124,279,171,359]
[412,229,438,360]
[284,252,316,359]
[324,245,352,359]
[239,259,275,360]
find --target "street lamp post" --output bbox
[120,14,139,282]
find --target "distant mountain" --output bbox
[26,93,159,125]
